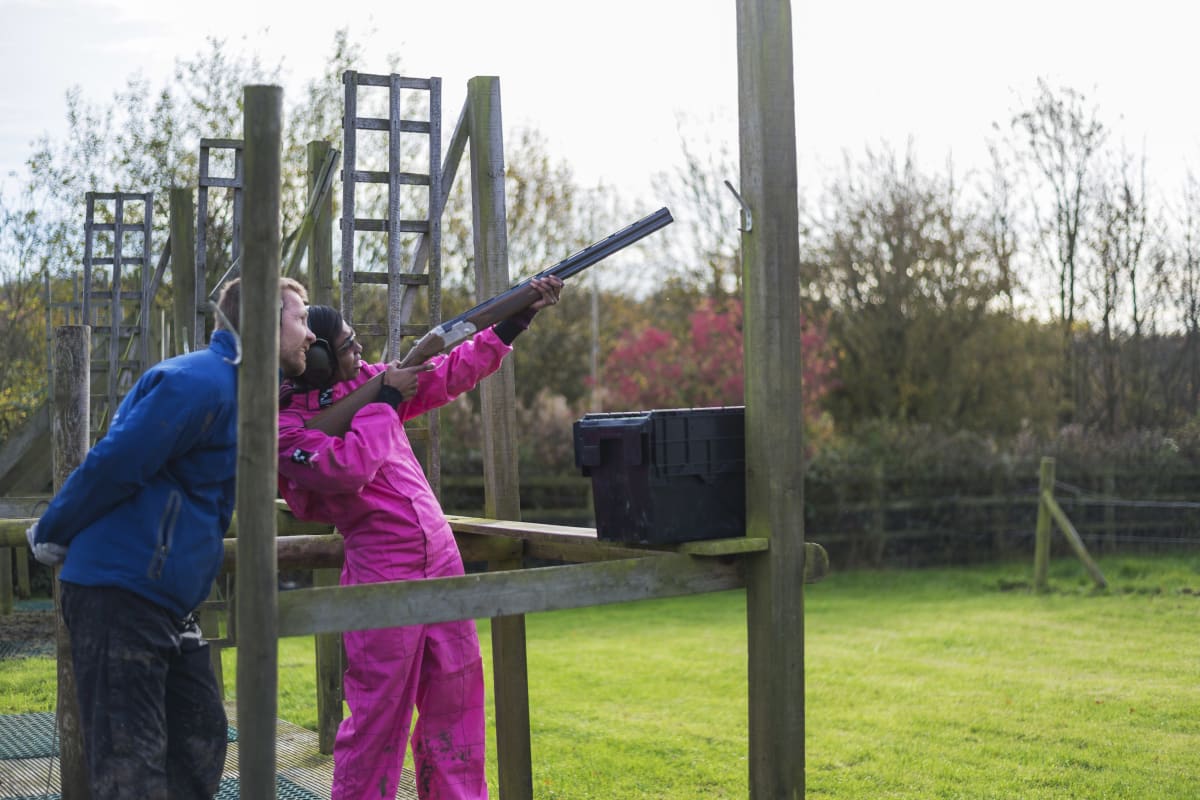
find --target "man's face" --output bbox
[333,322,363,382]
[279,291,316,377]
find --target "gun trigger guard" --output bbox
[724,180,753,233]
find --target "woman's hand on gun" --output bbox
[382,362,434,402]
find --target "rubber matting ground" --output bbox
[4,773,321,800]
[0,713,238,760]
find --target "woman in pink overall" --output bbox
[277,277,561,800]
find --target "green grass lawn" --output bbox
[5,554,1200,798]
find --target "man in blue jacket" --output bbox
[26,276,315,799]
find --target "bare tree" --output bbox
[1012,78,1108,422]
[1171,172,1200,417]
[654,118,742,299]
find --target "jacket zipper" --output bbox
[147,490,183,580]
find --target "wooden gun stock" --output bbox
[302,207,674,437]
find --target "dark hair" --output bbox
[297,304,344,390]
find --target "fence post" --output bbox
[169,188,196,357]
[468,74,534,800]
[1033,457,1054,593]
[737,0,807,794]
[306,140,335,307]
[236,83,283,798]
[1103,466,1116,554]
[869,459,886,566]
[313,566,343,754]
[53,324,91,798]
[0,548,12,615]
[15,544,30,598]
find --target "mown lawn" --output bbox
[4,554,1200,798]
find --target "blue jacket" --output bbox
[37,329,240,618]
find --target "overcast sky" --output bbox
[2,0,1199,204]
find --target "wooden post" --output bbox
[736,1,807,797]
[306,141,335,307]
[237,84,283,798]
[467,75,533,800]
[169,188,196,357]
[0,548,12,614]
[199,582,225,696]
[1042,492,1108,589]
[1103,466,1116,553]
[869,459,886,566]
[52,324,90,798]
[1033,456,1054,592]
[313,566,343,754]
[16,541,30,597]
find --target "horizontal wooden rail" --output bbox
[277,553,747,637]
[0,519,33,546]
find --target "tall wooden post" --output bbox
[306,140,339,748]
[169,188,196,357]
[1033,457,1055,592]
[468,75,533,800]
[1102,466,1116,553]
[0,549,12,615]
[736,1,806,797]
[52,325,91,798]
[237,84,283,798]
[313,566,343,754]
[307,140,336,307]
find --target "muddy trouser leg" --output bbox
[60,583,177,800]
[164,626,228,799]
[411,618,488,800]
[333,623,424,800]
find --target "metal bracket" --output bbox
[724,180,753,233]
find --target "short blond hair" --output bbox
[215,276,309,333]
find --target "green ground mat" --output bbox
[0,713,238,760]
[0,640,54,659]
[6,774,321,800]
[13,600,53,612]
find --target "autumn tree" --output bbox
[1010,79,1108,422]
[0,190,60,437]
[600,297,836,427]
[805,145,1057,435]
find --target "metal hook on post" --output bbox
[724,180,753,233]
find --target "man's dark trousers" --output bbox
[61,583,227,799]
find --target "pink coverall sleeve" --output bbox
[397,329,512,423]
[278,401,400,494]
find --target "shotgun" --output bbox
[303,207,674,436]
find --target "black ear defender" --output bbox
[300,338,336,389]
[299,304,345,391]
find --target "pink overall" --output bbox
[278,330,511,800]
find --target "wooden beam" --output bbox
[736,1,807,797]
[52,325,90,799]
[169,188,195,356]
[306,141,336,307]
[1042,491,1109,589]
[7,516,827,584]
[312,566,343,755]
[467,74,534,800]
[236,83,283,799]
[1034,456,1054,592]
[0,548,12,615]
[278,553,746,638]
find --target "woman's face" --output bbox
[333,322,363,382]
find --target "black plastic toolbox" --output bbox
[572,406,746,545]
